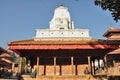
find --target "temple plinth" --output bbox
[8,5,120,80]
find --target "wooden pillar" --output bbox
[98,59,100,69]
[98,59,101,74]
[37,57,39,78]
[104,55,108,71]
[75,64,78,75]
[60,65,62,76]
[12,62,15,72]
[44,65,46,75]
[19,57,22,73]
[93,60,95,75]
[113,60,116,67]
[104,55,107,65]
[71,56,74,75]
[88,56,91,72]
[54,57,56,76]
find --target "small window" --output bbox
[60,28,64,30]
[61,32,63,34]
[15,64,18,67]
[51,32,53,34]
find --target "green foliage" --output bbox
[10,51,19,62]
[21,57,27,72]
[94,0,120,22]
[21,57,31,73]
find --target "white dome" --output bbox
[53,5,71,21]
[49,5,74,30]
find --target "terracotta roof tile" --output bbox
[103,29,120,37]
[8,39,120,45]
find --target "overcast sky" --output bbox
[0,0,120,49]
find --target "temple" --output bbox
[0,46,12,69]
[8,5,120,80]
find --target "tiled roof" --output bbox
[8,39,120,45]
[103,28,120,37]
[0,47,8,53]
[0,53,12,58]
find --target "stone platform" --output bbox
[21,75,107,80]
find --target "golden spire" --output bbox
[60,0,63,6]
[109,24,114,29]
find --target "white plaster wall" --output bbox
[35,29,90,38]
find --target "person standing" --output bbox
[84,67,91,80]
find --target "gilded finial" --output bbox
[109,24,114,29]
[60,0,63,6]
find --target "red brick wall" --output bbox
[33,64,88,76]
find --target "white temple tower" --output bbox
[49,5,74,30]
[34,5,91,40]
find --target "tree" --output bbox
[10,51,19,62]
[94,0,120,22]
[21,57,31,74]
